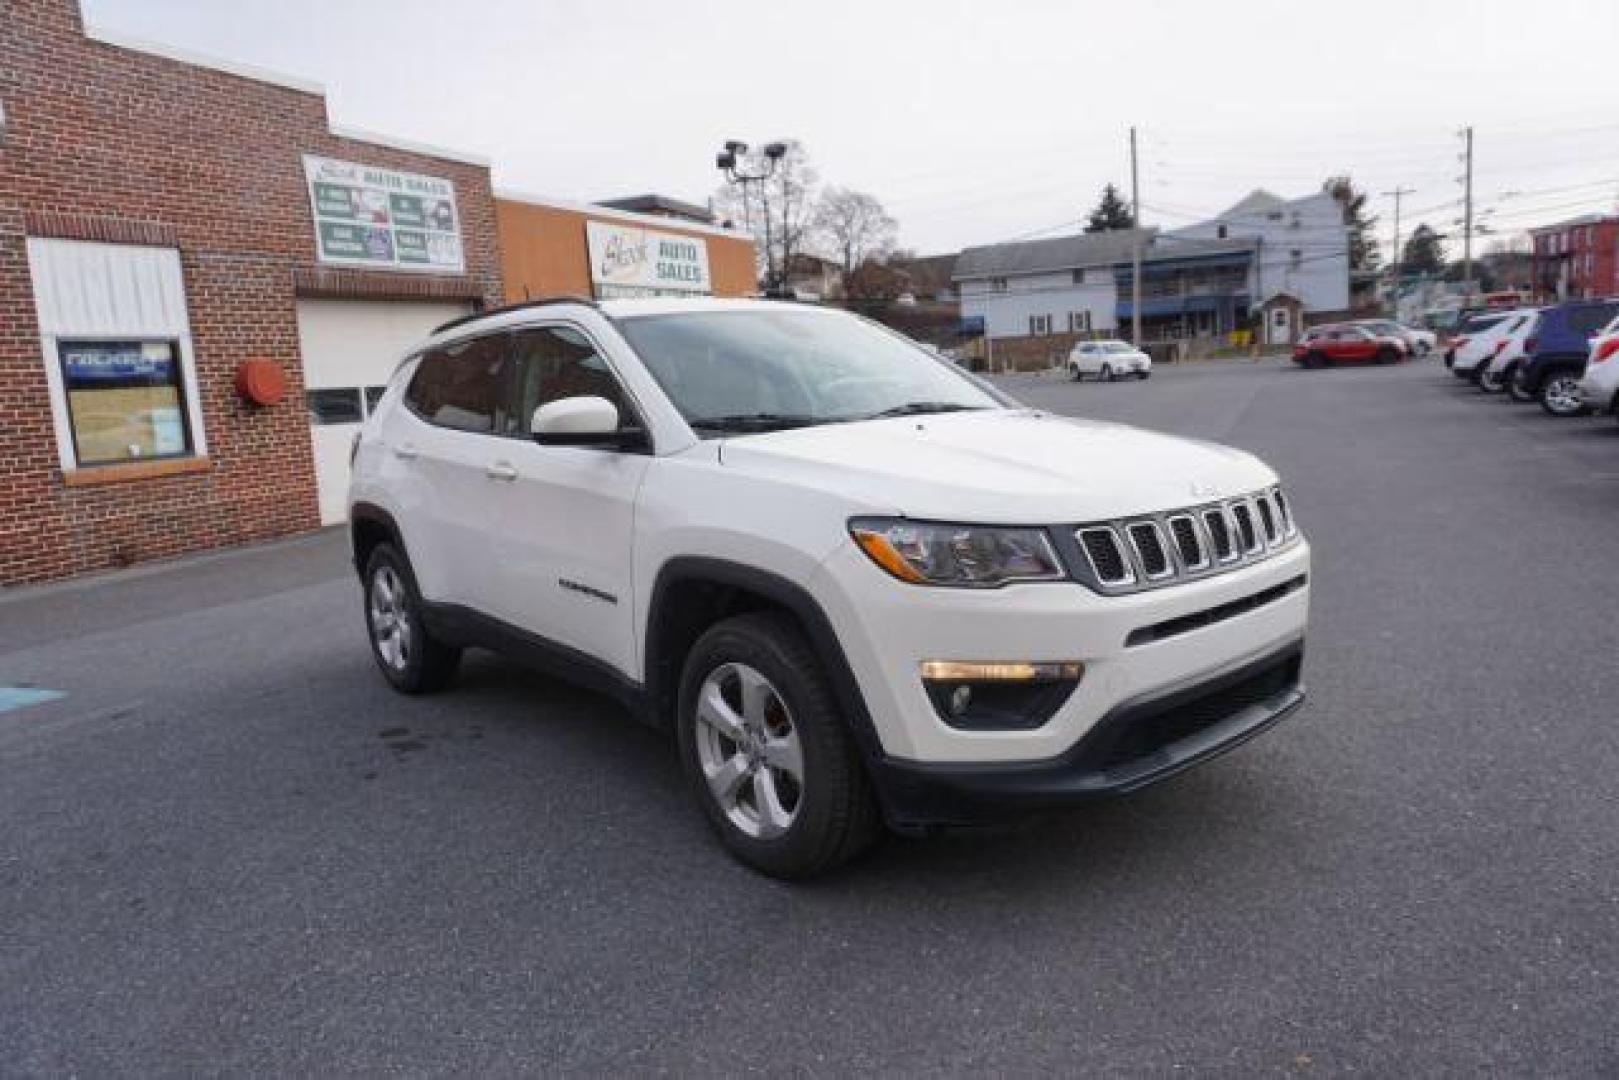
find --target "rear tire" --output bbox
[1376,346,1399,365]
[1303,351,1328,369]
[1479,364,1508,393]
[1508,369,1535,402]
[363,543,461,694]
[677,611,881,879]
[1539,371,1588,417]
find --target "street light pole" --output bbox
[1382,185,1415,316]
[1130,126,1142,346]
[717,140,787,294]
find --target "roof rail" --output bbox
[432,295,599,336]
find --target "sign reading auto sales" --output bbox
[303,155,465,273]
[586,220,712,298]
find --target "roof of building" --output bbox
[1221,189,1288,218]
[954,228,1254,281]
[1528,212,1618,234]
[594,193,715,223]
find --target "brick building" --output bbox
[1530,214,1619,302]
[0,0,504,584]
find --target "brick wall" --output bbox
[0,0,503,584]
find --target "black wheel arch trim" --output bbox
[646,556,889,770]
[349,502,408,578]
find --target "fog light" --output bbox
[920,660,1085,731]
[949,684,973,716]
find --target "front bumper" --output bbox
[811,533,1310,773]
[871,638,1304,827]
[1579,370,1618,412]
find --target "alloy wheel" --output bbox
[694,662,804,840]
[369,565,412,671]
[1543,376,1583,416]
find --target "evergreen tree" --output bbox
[1323,176,1381,272]
[1085,184,1135,233]
[1401,224,1446,276]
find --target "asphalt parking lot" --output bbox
[3,356,1617,1074]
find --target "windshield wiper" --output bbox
[864,401,988,419]
[688,412,824,433]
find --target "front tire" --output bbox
[1100,363,1115,382]
[1539,371,1588,417]
[1376,346,1399,365]
[363,543,461,694]
[677,612,880,879]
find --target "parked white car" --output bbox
[1579,316,1619,420]
[1479,309,1544,394]
[1452,309,1534,384]
[348,298,1310,878]
[1069,340,1153,381]
[1355,319,1436,357]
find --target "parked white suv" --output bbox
[1068,340,1153,381]
[1451,309,1534,384]
[349,298,1310,877]
[1579,316,1619,420]
[1479,309,1543,394]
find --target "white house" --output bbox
[1169,189,1349,317]
[955,229,1142,340]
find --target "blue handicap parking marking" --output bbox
[0,687,66,713]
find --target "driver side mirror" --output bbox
[532,396,648,451]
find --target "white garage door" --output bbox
[296,299,473,525]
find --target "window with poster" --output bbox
[56,340,192,465]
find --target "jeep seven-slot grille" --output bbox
[1071,486,1300,594]
[1127,523,1172,579]
[1203,509,1235,561]
[1078,527,1135,586]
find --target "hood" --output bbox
[717,409,1276,522]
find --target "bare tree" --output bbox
[711,140,821,290]
[815,187,898,278]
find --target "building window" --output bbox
[990,277,1009,292]
[57,340,191,465]
[1068,311,1092,333]
[27,238,208,474]
[307,385,389,425]
[1029,314,1052,336]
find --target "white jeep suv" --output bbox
[349,298,1310,878]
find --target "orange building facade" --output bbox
[495,195,757,303]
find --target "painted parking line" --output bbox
[0,687,66,713]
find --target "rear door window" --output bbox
[403,334,512,434]
[1569,304,1619,336]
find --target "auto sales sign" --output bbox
[586,220,712,298]
[303,155,465,273]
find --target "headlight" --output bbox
[849,518,1065,587]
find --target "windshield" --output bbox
[1104,342,1137,354]
[615,309,1003,434]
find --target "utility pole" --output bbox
[1460,126,1474,302]
[1382,185,1415,315]
[1130,126,1142,346]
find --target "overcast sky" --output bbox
[85,0,1619,260]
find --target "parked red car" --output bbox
[1293,324,1408,368]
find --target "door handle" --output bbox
[485,462,518,482]
[391,443,418,460]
